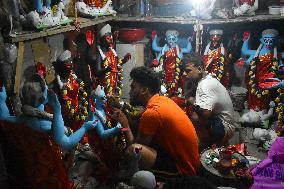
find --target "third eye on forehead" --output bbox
[264,38,274,43]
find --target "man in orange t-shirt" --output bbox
[113,66,199,179]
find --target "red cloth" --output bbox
[246,53,276,110]
[163,47,183,95]
[203,48,231,88]
[96,49,119,96]
[239,0,255,6]
[0,121,74,189]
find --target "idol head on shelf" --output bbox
[233,0,258,16]
[165,30,179,48]
[54,50,73,79]
[260,29,279,50]
[99,24,114,49]
[209,29,223,49]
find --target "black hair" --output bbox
[130,66,160,94]
[182,53,204,69]
[162,176,217,189]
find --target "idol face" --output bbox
[210,34,222,49]
[166,34,178,48]
[261,34,277,50]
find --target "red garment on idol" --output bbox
[0,121,74,189]
[239,0,255,6]
[246,53,276,110]
[88,125,124,183]
[54,74,87,143]
[203,48,231,88]
[162,47,183,95]
[97,49,119,96]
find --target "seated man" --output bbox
[182,55,235,150]
[113,66,199,180]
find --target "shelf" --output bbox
[7,14,284,43]
[8,16,115,43]
[199,14,284,24]
[114,14,284,25]
[114,16,197,24]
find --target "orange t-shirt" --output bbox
[139,95,200,175]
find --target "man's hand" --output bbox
[111,108,129,129]
[186,96,195,106]
[107,95,121,109]
[0,85,7,102]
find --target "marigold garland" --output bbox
[61,77,88,121]
[160,56,181,94]
[247,57,278,99]
[103,58,123,97]
[207,51,226,82]
[275,87,284,135]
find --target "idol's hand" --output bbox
[0,85,7,102]
[83,120,98,130]
[243,31,251,42]
[47,89,61,111]
[266,78,284,90]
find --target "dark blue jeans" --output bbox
[209,116,225,145]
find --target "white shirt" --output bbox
[195,74,235,137]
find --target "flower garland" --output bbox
[216,55,225,81]
[207,50,226,82]
[275,87,284,135]
[247,57,278,99]
[103,58,124,97]
[160,55,181,94]
[61,77,88,121]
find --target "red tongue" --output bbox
[266,45,271,49]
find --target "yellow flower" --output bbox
[218,74,222,78]
[70,109,75,114]
[67,100,71,106]
[107,79,111,83]
[220,57,225,62]
[81,115,85,120]
[84,101,88,106]
[75,115,80,121]
[62,90,67,96]
[257,94,262,98]
[220,66,224,70]
[273,62,278,67]
[80,82,84,87]
[249,71,253,76]
[275,97,281,103]
[176,68,180,72]
[83,92,87,97]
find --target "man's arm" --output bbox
[190,105,213,128]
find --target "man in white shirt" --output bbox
[182,54,235,149]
